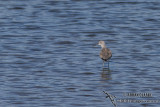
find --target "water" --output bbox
[0,0,160,107]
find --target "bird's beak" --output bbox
[94,43,99,47]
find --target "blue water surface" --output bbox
[0,0,160,107]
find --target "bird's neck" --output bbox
[101,45,106,49]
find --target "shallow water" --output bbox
[0,0,160,107]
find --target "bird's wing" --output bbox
[100,48,112,60]
[106,48,112,59]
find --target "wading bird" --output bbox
[98,40,112,68]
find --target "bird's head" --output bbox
[98,40,106,48]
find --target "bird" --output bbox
[98,40,112,68]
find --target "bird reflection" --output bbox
[101,68,112,80]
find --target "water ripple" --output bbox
[0,0,160,107]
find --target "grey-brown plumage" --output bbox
[98,40,112,68]
[100,48,112,61]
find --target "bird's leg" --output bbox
[108,60,109,68]
[103,60,105,68]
